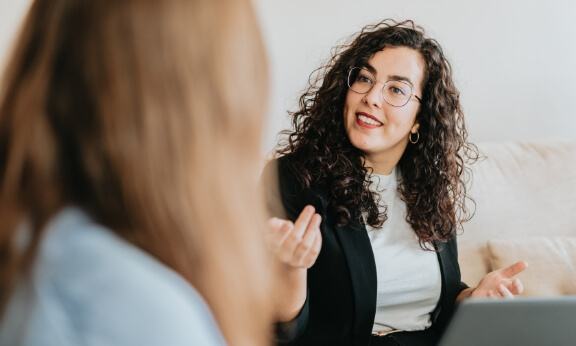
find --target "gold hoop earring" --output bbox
[409,131,419,144]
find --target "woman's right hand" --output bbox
[266,205,322,269]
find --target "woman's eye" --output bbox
[390,86,405,95]
[357,75,372,84]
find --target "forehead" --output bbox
[364,47,425,89]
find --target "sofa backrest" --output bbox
[458,140,576,292]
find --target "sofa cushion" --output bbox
[486,236,576,296]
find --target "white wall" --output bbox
[253,0,576,156]
[3,1,575,157]
[0,0,31,71]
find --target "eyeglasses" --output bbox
[347,67,421,107]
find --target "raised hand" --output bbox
[470,261,528,298]
[266,205,322,269]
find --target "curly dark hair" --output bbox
[276,19,479,248]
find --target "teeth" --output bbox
[358,114,382,126]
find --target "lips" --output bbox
[356,112,383,127]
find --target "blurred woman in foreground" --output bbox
[0,0,273,345]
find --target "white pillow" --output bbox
[487,236,576,296]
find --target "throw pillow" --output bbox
[487,236,576,296]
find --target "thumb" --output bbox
[267,217,283,229]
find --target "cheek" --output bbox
[342,100,353,124]
[343,105,353,122]
[342,106,353,135]
[397,108,419,127]
[343,91,361,119]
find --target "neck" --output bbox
[364,158,397,175]
[362,142,407,175]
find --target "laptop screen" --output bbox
[438,296,576,346]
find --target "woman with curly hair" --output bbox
[263,19,528,346]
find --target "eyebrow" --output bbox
[363,62,415,88]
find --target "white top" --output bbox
[0,207,226,346]
[365,168,441,333]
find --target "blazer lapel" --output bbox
[433,238,461,324]
[335,221,377,345]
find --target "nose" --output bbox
[364,82,383,108]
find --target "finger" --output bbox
[267,217,283,227]
[497,283,514,298]
[276,208,318,263]
[498,260,528,279]
[300,228,322,268]
[291,205,317,239]
[266,217,288,237]
[508,278,523,295]
[266,218,293,250]
[279,206,316,254]
[292,214,322,265]
[280,222,312,257]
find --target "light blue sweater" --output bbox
[0,207,226,346]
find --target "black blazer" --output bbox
[262,156,468,346]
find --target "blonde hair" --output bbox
[0,0,273,344]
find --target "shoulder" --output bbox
[261,155,301,202]
[25,208,226,346]
[262,156,326,221]
[262,155,314,194]
[261,155,290,183]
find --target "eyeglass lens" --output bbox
[347,67,414,107]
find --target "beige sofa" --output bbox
[458,139,576,296]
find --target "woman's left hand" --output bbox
[459,260,528,302]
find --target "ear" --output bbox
[411,122,420,134]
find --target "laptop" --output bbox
[438,295,576,346]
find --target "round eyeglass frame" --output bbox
[347,67,422,107]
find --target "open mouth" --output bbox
[357,113,383,126]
